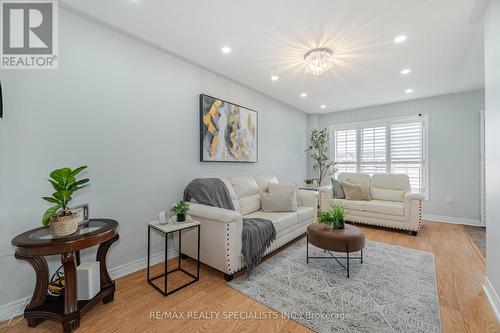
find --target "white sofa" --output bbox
[180,176,318,280]
[319,173,424,235]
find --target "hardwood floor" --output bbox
[2,221,499,333]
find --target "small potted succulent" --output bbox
[304,178,314,187]
[171,200,190,222]
[42,166,89,236]
[318,202,345,229]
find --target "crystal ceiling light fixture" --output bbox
[304,47,333,76]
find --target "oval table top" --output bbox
[12,218,118,256]
[307,222,365,253]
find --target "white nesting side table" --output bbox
[147,220,200,296]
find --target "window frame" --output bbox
[330,114,429,199]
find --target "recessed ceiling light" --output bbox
[405,88,414,94]
[300,92,307,98]
[221,46,231,54]
[320,105,327,109]
[394,35,407,44]
[271,75,279,81]
[400,68,411,75]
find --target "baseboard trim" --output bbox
[0,249,178,323]
[0,296,31,325]
[110,248,178,280]
[422,214,483,227]
[483,277,500,323]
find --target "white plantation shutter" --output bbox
[334,130,357,162]
[333,129,357,173]
[390,121,423,191]
[360,127,386,174]
[331,115,427,195]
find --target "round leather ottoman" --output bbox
[306,223,365,277]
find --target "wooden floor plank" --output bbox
[1,221,499,333]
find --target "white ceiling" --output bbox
[61,0,485,114]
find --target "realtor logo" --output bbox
[1,0,58,69]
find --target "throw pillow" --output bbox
[330,177,345,199]
[261,192,298,212]
[342,181,370,201]
[268,183,301,206]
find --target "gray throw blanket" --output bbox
[184,178,235,210]
[241,218,276,274]
[183,178,276,274]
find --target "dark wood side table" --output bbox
[11,219,119,333]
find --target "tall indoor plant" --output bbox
[306,128,334,186]
[42,166,89,236]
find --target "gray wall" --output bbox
[485,0,500,309]
[309,90,485,221]
[0,9,307,309]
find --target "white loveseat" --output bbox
[180,176,318,280]
[319,173,424,235]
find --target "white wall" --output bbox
[306,114,319,178]
[484,0,500,321]
[309,90,485,221]
[0,9,307,310]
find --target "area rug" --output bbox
[228,238,441,333]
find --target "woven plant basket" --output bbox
[49,212,79,237]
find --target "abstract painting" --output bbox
[200,94,258,162]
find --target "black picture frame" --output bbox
[199,94,258,163]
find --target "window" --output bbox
[331,115,428,195]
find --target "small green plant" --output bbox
[319,202,345,229]
[319,210,336,226]
[304,178,314,185]
[42,166,89,226]
[171,201,190,216]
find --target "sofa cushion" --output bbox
[297,206,315,221]
[364,200,404,216]
[342,181,370,201]
[230,176,261,215]
[219,177,241,212]
[261,192,298,212]
[370,187,405,202]
[244,211,298,233]
[338,172,371,188]
[333,198,366,211]
[371,174,411,191]
[268,183,301,206]
[254,176,279,193]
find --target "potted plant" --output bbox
[42,166,89,236]
[331,202,345,229]
[171,201,189,222]
[304,178,314,186]
[318,202,345,229]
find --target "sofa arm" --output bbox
[188,203,242,223]
[298,190,319,207]
[182,203,243,275]
[318,185,333,194]
[404,192,425,202]
[318,186,333,212]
